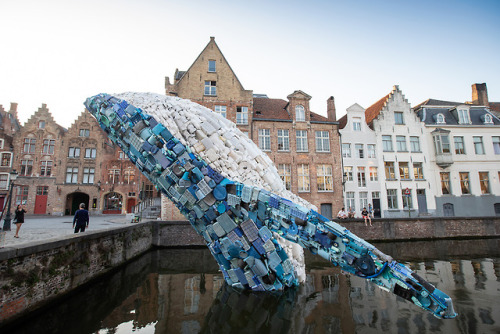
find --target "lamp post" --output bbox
[3,170,18,231]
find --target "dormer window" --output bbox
[208,60,216,72]
[295,105,305,122]
[458,108,470,124]
[436,113,446,124]
[484,114,493,124]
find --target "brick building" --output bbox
[164,37,343,219]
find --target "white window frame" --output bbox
[473,136,485,155]
[214,105,226,118]
[258,129,271,151]
[458,109,470,124]
[342,143,351,158]
[296,130,308,152]
[382,135,393,152]
[317,164,333,192]
[204,81,217,96]
[66,167,78,183]
[298,164,310,192]
[396,136,407,152]
[315,131,330,152]
[236,106,248,125]
[83,167,95,184]
[277,129,290,151]
[278,164,292,190]
[410,136,421,152]
[295,105,305,122]
[367,144,376,158]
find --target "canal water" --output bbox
[3,238,500,334]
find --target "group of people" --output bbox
[8,203,89,238]
[337,204,373,226]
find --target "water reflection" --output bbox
[2,240,500,334]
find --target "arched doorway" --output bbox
[66,192,90,215]
[443,203,454,217]
[103,192,123,214]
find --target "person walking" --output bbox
[13,205,27,238]
[73,203,89,233]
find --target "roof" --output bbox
[252,97,331,122]
[365,94,390,126]
[337,114,347,129]
[253,98,290,120]
[413,98,461,110]
[489,102,500,118]
[417,106,500,126]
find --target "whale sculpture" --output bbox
[84,92,457,319]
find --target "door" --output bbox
[320,203,332,220]
[372,198,381,218]
[34,186,48,214]
[417,189,428,214]
[443,203,454,217]
[127,198,136,214]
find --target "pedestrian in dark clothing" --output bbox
[73,203,89,233]
[14,205,27,238]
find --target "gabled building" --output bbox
[338,103,381,218]
[414,83,500,217]
[365,86,433,218]
[0,103,21,212]
[164,37,343,218]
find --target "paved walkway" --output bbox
[0,214,139,248]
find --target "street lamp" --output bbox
[2,170,18,231]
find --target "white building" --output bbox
[414,84,500,217]
[365,86,434,218]
[339,103,381,218]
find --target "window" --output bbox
[436,113,446,124]
[353,117,361,131]
[459,172,470,194]
[479,172,490,194]
[433,133,450,154]
[369,167,378,181]
[296,130,308,152]
[394,112,404,125]
[410,137,421,152]
[359,192,368,211]
[109,168,120,184]
[402,189,413,209]
[357,166,366,187]
[440,172,451,195]
[454,136,466,154]
[119,151,127,160]
[79,129,90,137]
[20,160,33,176]
[83,167,95,184]
[493,136,500,154]
[15,185,29,205]
[124,168,135,184]
[384,161,396,180]
[277,130,290,151]
[382,135,393,152]
[372,191,380,199]
[204,81,216,96]
[399,162,410,180]
[484,114,493,124]
[473,136,485,155]
[345,192,355,211]
[367,144,376,158]
[0,174,8,190]
[355,144,364,158]
[298,164,310,192]
[85,148,97,159]
[214,105,226,118]
[23,138,36,154]
[295,105,305,122]
[0,139,3,149]
[66,167,78,183]
[413,162,424,180]
[315,131,330,152]
[317,165,333,192]
[36,186,48,196]
[208,60,216,72]
[40,161,52,177]
[42,139,55,155]
[258,129,271,151]
[38,121,45,129]
[68,147,81,158]
[342,143,351,158]
[1,153,12,167]
[396,136,407,152]
[458,109,470,124]
[236,107,248,124]
[344,166,353,182]
[278,164,292,190]
[387,189,398,209]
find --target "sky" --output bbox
[1,0,500,127]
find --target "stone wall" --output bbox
[0,224,152,324]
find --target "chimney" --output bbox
[327,96,336,121]
[472,83,489,106]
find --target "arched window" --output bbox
[484,114,493,124]
[436,113,445,124]
[295,105,305,122]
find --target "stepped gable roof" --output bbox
[253,98,290,120]
[337,114,347,129]
[365,94,390,126]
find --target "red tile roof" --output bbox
[253,98,290,120]
[489,102,500,118]
[337,114,347,129]
[365,94,390,126]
